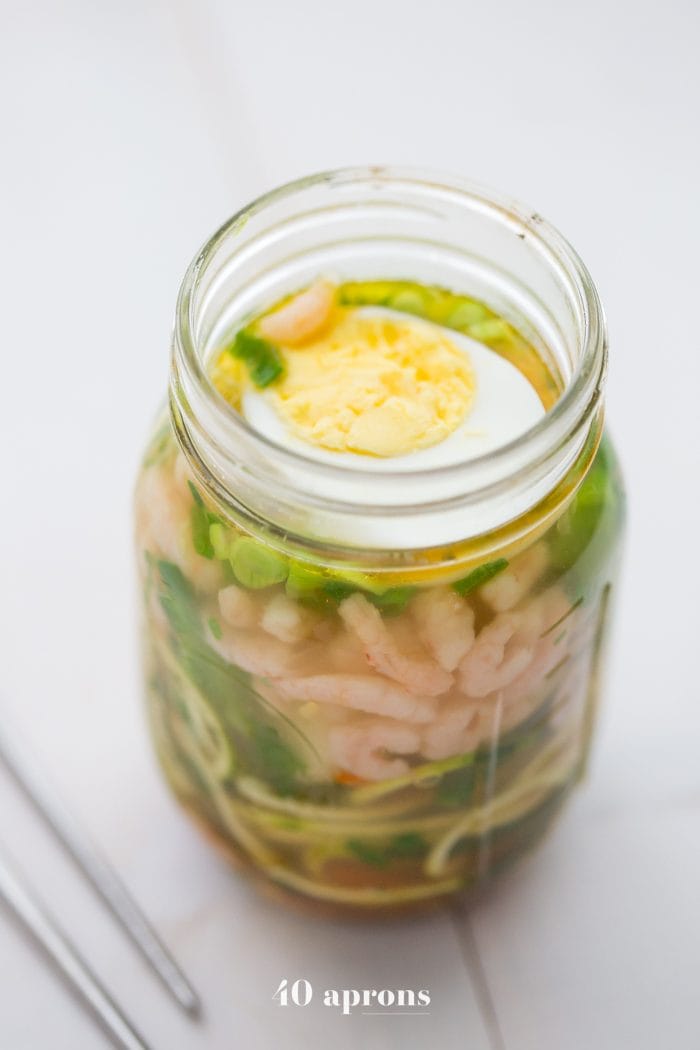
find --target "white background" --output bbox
[1,2,699,1048]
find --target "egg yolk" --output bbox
[266,311,476,457]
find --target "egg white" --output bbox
[241,307,545,472]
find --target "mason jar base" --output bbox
[171,784,574,920]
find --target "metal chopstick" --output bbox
[0,848,151,1050]
[0,722,200,1017]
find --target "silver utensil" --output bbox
[0,849,151,1050]
[0,723,200,1016]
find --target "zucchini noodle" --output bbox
[264,867,464,907]
[425,736,579,877]
[232,797,460,842]
[207,783,280,868]
[235,775,423,823]
[348,752,476,805]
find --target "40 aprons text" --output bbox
[273,978,431,1015]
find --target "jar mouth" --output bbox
[171,167,607,552]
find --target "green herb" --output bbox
[187,480,204,507]
[286,560,415,615]
[156,560,201,638]
[321,578,357,603]
[436,765,476,807]
[190,503,214,558]
[385,832,427,858]
[230,536,289,589]
[346,840,388,867]
[346,832,429,868]
[207,617,223,640]
[368,586,417,616]
[230,329,284,388]
[548,443,614,574]
[154,559,310,794]
[452,558,508,597]
[249,722,305,795]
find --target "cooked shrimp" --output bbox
[328,720,421,781]
[215,630,304,678]
[273,674,436,723]
[493,591,568,702]
[469,588,581,733]
[135,462,222,591]
[459,585,573,699]
[219,584,258,629]
[339,593,453,697]
[134,465,181,563]
[324,629,370,673]
[256,678,351,733]
[498,636,563,708]
[257,280,336,345]
[501,610,573,704]
[422,700,482,761]
[495,677,562,735]
[411,587,475,671]
[535,585,574,634]
[481,542,549,612]
[260,592,319,643]
[459,610,538,698]
[311,618,335,643]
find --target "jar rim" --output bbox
[171,166,607,552]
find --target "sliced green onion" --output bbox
[230,536,289,589]
[285,560,328,599]
[452,557,508,597]
[445,300,489,330]
[467,318,512,344]
[187,481,214,558]
[388,288,428,316]
[367,586,417,616]
[209,522,232,561]
[230,329,284,388]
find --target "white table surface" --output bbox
[1,2,699,1048]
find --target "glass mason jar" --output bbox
[134,168,624,915]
